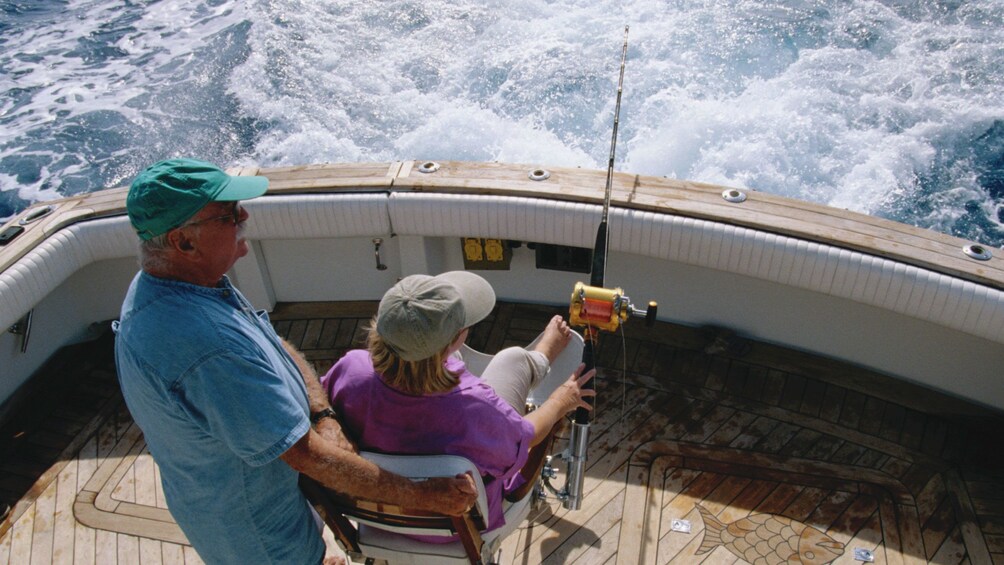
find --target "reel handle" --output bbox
[629,300,658,327]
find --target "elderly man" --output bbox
[114,159,476,564]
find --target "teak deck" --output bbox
[1,301,1002,564]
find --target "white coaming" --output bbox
[3,190,1004,409]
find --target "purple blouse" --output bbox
[321,350,535,537]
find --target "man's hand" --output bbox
[313,416,357,453]
[415,473,479,516]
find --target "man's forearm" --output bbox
[287,429,415,503]
[282,428,474,514]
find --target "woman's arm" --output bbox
[523,363,595,446]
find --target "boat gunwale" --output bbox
[3,161,1002,290]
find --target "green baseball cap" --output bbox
[127,158,269,240]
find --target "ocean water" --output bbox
[2,0,1003,246]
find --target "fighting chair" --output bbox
[301,329,585,564]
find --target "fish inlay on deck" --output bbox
[695,503,845,564]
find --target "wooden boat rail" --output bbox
[3,161,1003,289]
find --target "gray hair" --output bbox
[138,224,203,272]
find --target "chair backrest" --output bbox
[525,329,584,407]
[299,451,492,563]
[355,452,490,535]
[460,328,585,407]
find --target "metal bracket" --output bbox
[372,238,388,271]
[8,309,33,354]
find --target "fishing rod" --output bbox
[543,25,657,511]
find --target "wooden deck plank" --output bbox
[842,509,886,565]
[139,538,162,565]
[154,461,167,510]
[945,470,995,565]
[9,502,36,565]
[827,495,881,546]
[29,477,56,565]
[544,482,625,565]
[116,533,139,565]
[316,319,341,350]
[569,512,620,565]
[301,319,325,350]
[135,451,157,508]
[704,411,759,447]
[662,506,716,565]
[879,496,907,565]
[3,300,1004,564]
[806,489,856,533]
[0,522,9,564]
[778,427,824,458]
[929,526,967,564]
[818,383,847,424]
[750,483,805,515]
[699,475,754,518]
[522,398,668,557]
[161,542,185,565]
[803,433,845,461]
[72,454,97,565]
[518,465,630,564]
[723,479,781,519]
[915,473,948,528]
[657,471,726,541]
[656,474,726,563]
[182,544,204,564]
[754,421,801,453]
[897,503,928,565]
[51,461,77,565]
[727,415,779,451]
[782,486,831,522]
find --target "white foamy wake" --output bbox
[2,0,1003,243]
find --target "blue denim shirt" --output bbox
[114,271,323,564]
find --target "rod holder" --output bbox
[562,421,590,510]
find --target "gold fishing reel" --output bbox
[569,282,657,333]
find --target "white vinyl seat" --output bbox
[301,451,532,565]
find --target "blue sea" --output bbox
[2,0,1003,246]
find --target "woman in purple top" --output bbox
[321,271,594,539]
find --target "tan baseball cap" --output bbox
[376,271,496,361]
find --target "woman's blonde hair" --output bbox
[367,318,461,395]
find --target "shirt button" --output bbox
[222,289,231,298]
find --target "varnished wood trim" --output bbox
[73,490,188,546]
[5,161,1002,289]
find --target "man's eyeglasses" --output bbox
[182,203,242,228]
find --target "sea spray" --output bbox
[1,0,1002,245]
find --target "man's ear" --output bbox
[167,229,196,253]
